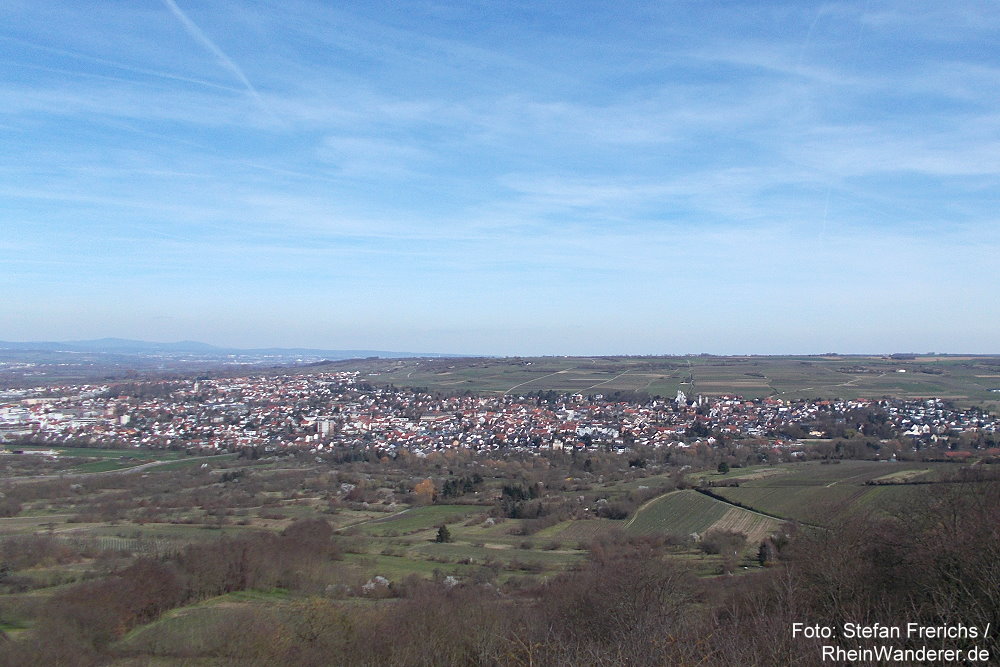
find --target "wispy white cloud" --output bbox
[318,135,434,177]
[860,1,1000,39]
[3,0,999,351]
[0,34,243,93]
[783,120,1000,179]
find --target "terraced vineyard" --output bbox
[709,461,952,525]
[624,489,781,545]
[708,506,783,545]
[711,485,869,524]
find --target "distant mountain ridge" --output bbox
[0,338,458,360]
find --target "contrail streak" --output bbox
[0,35,242,93]
[161,0,270,114]
[795,4,825,70]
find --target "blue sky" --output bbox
[2,1,998,355]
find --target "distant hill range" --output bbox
[0,338,458,362]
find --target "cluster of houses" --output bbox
[0,374,996,456]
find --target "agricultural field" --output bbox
[623,489,781,546]
[532,518,617,543]
[707,460,955,525]
[353,505,487,537]
[706,507,783,546]
[0,446,225,478]
[327,354,1000,408]
[15,446,190,460]
[625,490,729,536]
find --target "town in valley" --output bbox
[3,370,998,461]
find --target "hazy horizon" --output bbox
[1,335,994,360]
[4,1,998,356]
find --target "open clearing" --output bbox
[355,504,486,536]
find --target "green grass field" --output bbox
[14,446,189,460]
[70,459,145,473]
[532,518,618,543]
[341,552,482,579]
[116,597,285,657]
[354,504,486,536]
[6,446,217,474]
[145,453,238,471]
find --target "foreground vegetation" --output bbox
[1,443,997,665]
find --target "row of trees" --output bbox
[1,518,343,664]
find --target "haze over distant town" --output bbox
[3,1,998,355]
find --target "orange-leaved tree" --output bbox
[413,478,436,504]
